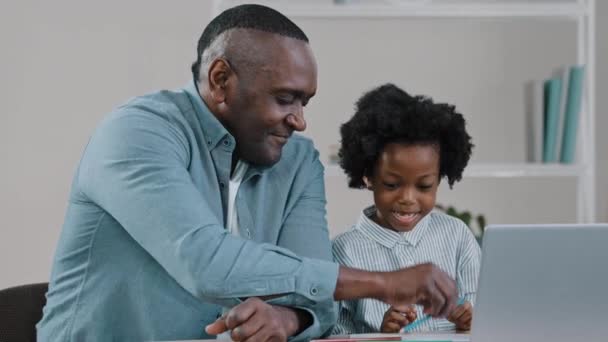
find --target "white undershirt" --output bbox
[227,160,248,237]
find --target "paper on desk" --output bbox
[316,332,470,342]
[405,333,468,342]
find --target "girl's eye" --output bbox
[418,184,434,191]
[383,182,398,190]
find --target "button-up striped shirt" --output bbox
[331,206,481,334]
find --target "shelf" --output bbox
[215,0,588,19]
[324,162,584,178]
[214,0,596,223]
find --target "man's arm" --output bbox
[334,265,457,318]
[78,110,338,308]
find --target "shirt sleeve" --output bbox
[78,110,338,311]
[457,225,482,306]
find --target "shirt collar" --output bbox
[184,79,231,151]
[355,205,430,249]
[183,80,266,178]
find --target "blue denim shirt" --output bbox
[37,81,339,341]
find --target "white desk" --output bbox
[162,332,470,341]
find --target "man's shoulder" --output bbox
[97,88,196,142]
[284,133,315,152]
[116,88,192,120]
[276,134,319,169]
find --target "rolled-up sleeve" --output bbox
[78,110,338,314]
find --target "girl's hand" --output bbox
[380,304,417,333]
[447,301,473,331]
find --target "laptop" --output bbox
[471,224,608,342]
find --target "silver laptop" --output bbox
[471,224,608,342]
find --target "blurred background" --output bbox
[1,0,606,289]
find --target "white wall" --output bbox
[1,1,606,289]
[0,1,215,289]
[299,17,581,234]
[597,1,608,226]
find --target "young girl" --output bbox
[332,83,481,334]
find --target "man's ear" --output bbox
[207,58,233,104]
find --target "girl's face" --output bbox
[368,143,440,233]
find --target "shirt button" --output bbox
[223,140,230,146]
[246,229,251,238]
[207,140,212,146]
[219,182,225,189]
[310,286,319,296]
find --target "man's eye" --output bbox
[276,95,294,105]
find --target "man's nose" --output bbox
[286,109,306,132]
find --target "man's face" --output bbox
[223,33,317,166]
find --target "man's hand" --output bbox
[335,263,457,319]
[382,263,457,318]
[447,301,473,331]
[205,297,308,342]
[380,304,417,333]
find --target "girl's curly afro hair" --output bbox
[339,83,473,189]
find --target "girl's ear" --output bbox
[363,176,372,190]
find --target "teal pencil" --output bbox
[401,297,466,333]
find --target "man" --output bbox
[38,4,457,342]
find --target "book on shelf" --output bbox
[552,66,570,162]
[527,64,585,165]
[524,80,544,163]
[542,77,563,163]
[560,65,585,164]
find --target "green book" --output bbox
[560,65,585,164]
[542,77,563,163]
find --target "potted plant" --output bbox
[435,204,486,246]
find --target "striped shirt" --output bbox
[331,206,481,334]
